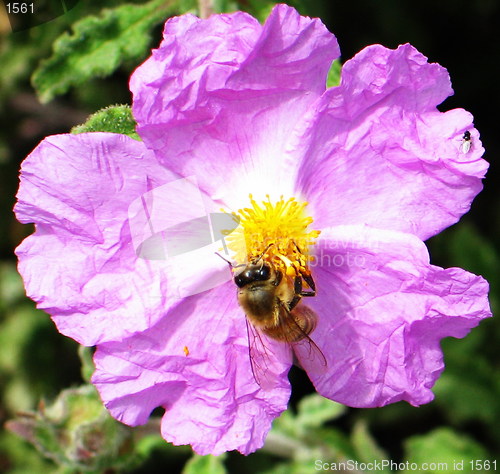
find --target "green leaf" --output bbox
[326,60,342,88]
[433,350,500,425]
[245,0,276,22]
[312,427,358,462]
[272,395,345,442]
[212,0,239,14]
[266,400,355,466]
[183,453,227,474]
[351,420,389,471]
[271,410,299,439]
[71,104,140,139]
[0,261,82,419]
[296,394,346,430]
[179,0,198,13]
[0,4,86,106]
[32,0,178,103]
[7,385,140,472]
[0,430,56,474]
[78,346,95,383]
[265,458,323,474]
[0,262,27,309]
[403,428,489,474]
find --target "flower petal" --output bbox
[92,282,291,455]
[131,4,340,207]
[287,44,488,240]
[14,133,189,345]
[298,225,491,407]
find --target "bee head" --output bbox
[234,263,272,288]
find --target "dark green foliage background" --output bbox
[0,0,498,472]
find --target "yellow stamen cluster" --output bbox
[226,195,320,277]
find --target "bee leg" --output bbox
[294,274,303,294]
[301,273,316,295]
[283,276,301,311]
[291,241,317,295]
[288,295,301,311]
[285,275,303,311]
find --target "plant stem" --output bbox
[198,0,213,19]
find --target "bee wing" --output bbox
[461,140,472,154]
[288,305,328,377]
[246,319,292,391]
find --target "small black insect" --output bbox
[461,130,472,153]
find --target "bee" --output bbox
[218,245,326,389]
[461,130,472,153]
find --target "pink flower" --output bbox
[15,4,491,455]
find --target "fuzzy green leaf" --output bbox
[326,60,342,88]
[78,346,95,383]
[0,262,26,309]
[351,420,389,471]
[272,395,345,441]
[212,0,238,14]
[183,454,227,474]
[245,0,276,22]
[312,427,358,462]
[271,409,299,439]
[434,346,500,425]
[296,394,346,430]
[7,386,139,472]
[403,428,489,473]
[0,430,56,474]
[71,104,140,139]
[32,0,178,103]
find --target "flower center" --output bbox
[227,195,320,277]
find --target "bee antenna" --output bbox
[215,252,247,270]
[252,243,275,264]
[215,252,234,268]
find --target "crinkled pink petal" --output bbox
[131,4,340,207]
[298,225,491,407]
[92,282,291,455]
[284,44,488,240]
[14,133,206,345]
